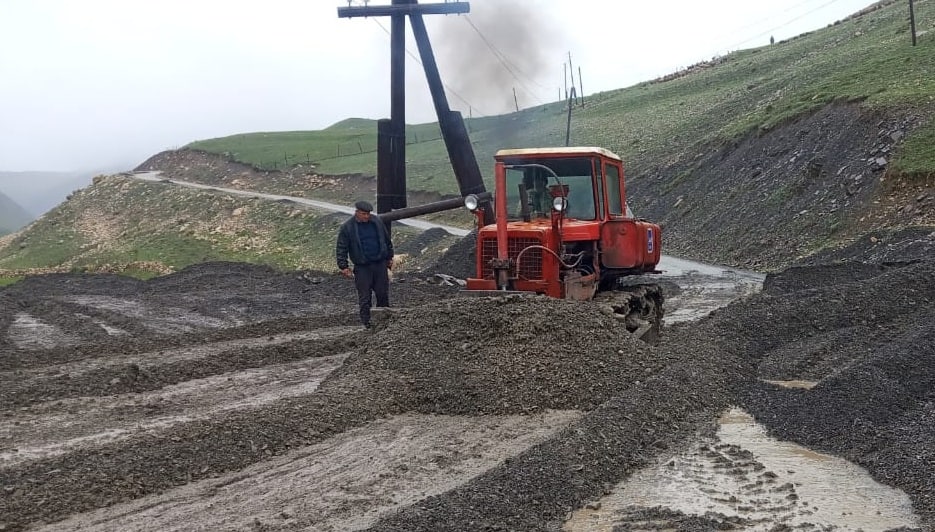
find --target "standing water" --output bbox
[566,408,919,531]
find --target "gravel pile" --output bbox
[363,259,935,530]
[324,295,676,413]
[426,229,478,279]
[739,259,935,528]
[395,226,452,257]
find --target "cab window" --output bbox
[605,163,624,216]
[563,174,596,220]
[594,161,605,219]
[503,157,597,220]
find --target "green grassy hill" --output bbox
[0,174,458,278]
[189,0,934,194]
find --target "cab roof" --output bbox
[495,147,622,162]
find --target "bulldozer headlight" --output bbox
[464,194,480,212]
[552,196,567,212]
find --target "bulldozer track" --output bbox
[594,282,665,343]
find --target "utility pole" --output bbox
[563,62,568,100]
[565,87,574,146]
[568,52,577,106]
[337,1,491,225]
[909,0,917,46]
[513,87,519,112]
[578,66,584,107]
[387,0,406,220]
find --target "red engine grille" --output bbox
[480,237,544,280]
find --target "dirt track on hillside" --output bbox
[1,254,934,531]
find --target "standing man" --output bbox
[335,200,395,328]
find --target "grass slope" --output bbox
[189,0,934,195]
[0,175,458,277]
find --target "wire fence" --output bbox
[253,132,448,171]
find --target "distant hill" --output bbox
[0,171,96,217]
[0,190,33,235]
[324,118,379,132]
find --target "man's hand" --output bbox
[387,258,394,270]
[340,268,353,278]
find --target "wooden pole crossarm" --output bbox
[337,3,469,18]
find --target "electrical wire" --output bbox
[719,0,850,52]
[727,0,817,37]
[346,0,491,117]
[462,15,548,105]
[368,17,491,116]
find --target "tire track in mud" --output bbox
[1,352,350,468]
[0,374,387,530]
[365,325,752,532]
[0,313,358,372]
[35,411,582,532]
[0,327,362,409]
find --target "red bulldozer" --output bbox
[462,146,664,340]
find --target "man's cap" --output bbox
[354,200,373,213]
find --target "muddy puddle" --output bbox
[657,257,764,324]
[67,295,232,332]
[566,408,919,531]
[762,379,819,390]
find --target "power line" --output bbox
[368,16,491,117]
[462,15,548,105]
[720,0,849,52]
[728,0,817,37]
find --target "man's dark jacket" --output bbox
[335,215,394,270]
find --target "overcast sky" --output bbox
[1,0,876,173]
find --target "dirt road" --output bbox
[1,256,933,531]
[129,171,470,236]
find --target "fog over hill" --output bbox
[0,170,103,217]
[0,189,33,235]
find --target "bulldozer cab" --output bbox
[466,147,660,310]
[499,148,621,222]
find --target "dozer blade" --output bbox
[458,289,531,297]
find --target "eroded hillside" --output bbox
[632,102,935,269]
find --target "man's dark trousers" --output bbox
[354,260,389,326]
